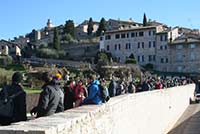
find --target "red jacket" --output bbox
[74,85,85,101]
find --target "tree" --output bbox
[129,53,135,59]
[96,18,106,36]
[64,20,75,38]
[87,17,94,36]
[143,13,147,26]
[53,28,60,50]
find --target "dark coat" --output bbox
[108,80,117,97]
[0,83,27,125]
[64,85,74,110]
[35,81,64,118]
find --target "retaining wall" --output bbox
[0,84,195,134]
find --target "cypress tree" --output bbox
[96,17,106,36]
[64,20,75,38]
[143,13,147,26]
[53,27,60,50]
[87,17,94,36]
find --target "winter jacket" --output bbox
[64,84,74,110]
[82,80,102,105]
[0,83,27,125]
[108,80,117,97]
[35,81,64,118]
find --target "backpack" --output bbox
[0,87,23,118]
[98,85,110,103]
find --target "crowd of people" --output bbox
[0,71,194,125]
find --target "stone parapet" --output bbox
[0,84,195,134]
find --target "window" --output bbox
[153,41,155,47]
[1,46,5,49]
[153,55,156,61]
[105,35,111,40]
[121,33,125,38]
[138,55,144,62]
[190,52,195,60]
[138,42,140,48]
[126,43,128,49]
[100,37,103,41]
[115,34,120,39]
[115,44,117,50]
[160,35,163,41]
[149,55,152,62]
[176,45,183,49]
[149,31,151,36]
[161,58,164,63]
[118,44,121,50]
[142,55,144,62]
[190,44,196,49]
[142,42,144,48]
[177,53,183,61]
[165,45,167,50]
[149,41,151,48]
[129,43,131,49]
[164,35,167,41]
[139,32,144,37]
[131,32,135,37]
[160,46,163,50]
[118,57,121,62]
[153,31,156,35]
[137,56,140,62]
[166,58,168,63]
[135,32,138,37]
[127,33,129,38]
[106,45,110,51]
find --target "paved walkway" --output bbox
[168,103,200,134]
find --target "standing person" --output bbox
[74,80,86,107]
[108,78,117,97]
[30,72,64,118]
[155,78,163,90]
[81,75,102,105]
[64,80,75,110]
[99,78,110,103]
[0,72,27,125]
[128,82,136,93]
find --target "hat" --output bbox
[55,73,62,80]
[12,72,23,83]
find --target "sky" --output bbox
[0,0,199,40]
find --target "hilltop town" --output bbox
[0,14,200,75]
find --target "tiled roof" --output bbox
[0,39,21,48]
[169,38,200,44]
[105,26,157,34]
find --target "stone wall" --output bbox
[0,84,195,134]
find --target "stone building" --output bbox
[169,36,200,73]
[155,28,179,72]
[75,20,99,39]
[12,36,29,48]
[100,25,167,65]
[0,39,21,56]
[106,19,142,31]
[100,24,200,73]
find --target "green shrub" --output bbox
[36,48,59,59]
[125,59,137,64]
[0,56,13,66]
[36,48,67,59]
[144,63,154,70]
[0,68,14,88]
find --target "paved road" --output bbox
[168,103,200,134]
